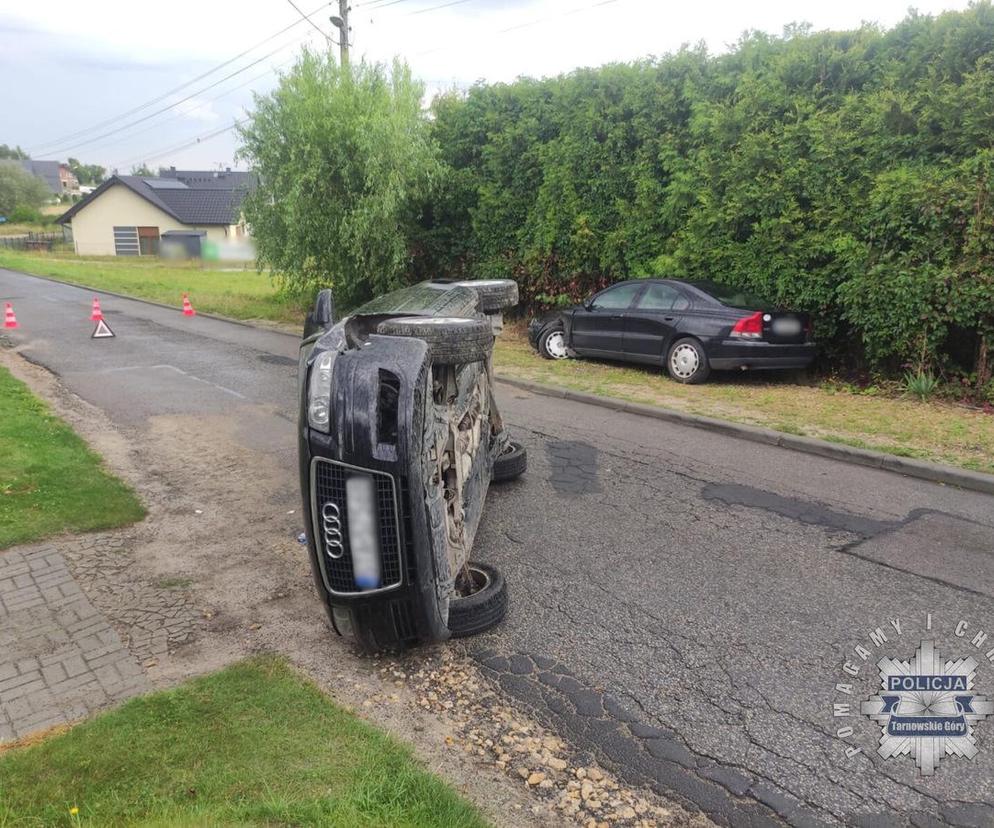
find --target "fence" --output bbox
[0,232,66,252]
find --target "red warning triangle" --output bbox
[91,319,115,339]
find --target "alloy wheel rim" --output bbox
[671,344,699,378]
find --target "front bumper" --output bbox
[298,333,451,649]
[707,340,816,371]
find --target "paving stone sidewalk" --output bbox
[0,544,147,743]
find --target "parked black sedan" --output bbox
[528,278,815,384]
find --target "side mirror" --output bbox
[583,299,594,311]
[303,289,335,339]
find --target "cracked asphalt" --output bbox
[4,268,994,826]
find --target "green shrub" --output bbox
[902,371,941,401]
[411,3,994,379]
[8,205,43,223]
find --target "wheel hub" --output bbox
[545,331,568,359]
[672,344,699,378]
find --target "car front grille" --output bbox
[312,458,404,595]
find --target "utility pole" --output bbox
[330,1,350,66]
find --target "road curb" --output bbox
[495,375,994,496]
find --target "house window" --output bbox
[113,226,139,256]
[137,226,160,256]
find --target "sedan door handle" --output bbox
[664,316,676,322]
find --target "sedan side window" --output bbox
[590,282,642,310]
[636,283,690,311]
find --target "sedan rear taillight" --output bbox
[731,312,764,339]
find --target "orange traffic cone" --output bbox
[182,293,196,317]
[90,297,103,321]
[3,302,18,329]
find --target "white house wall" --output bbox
[69,183,231,255]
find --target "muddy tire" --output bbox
[492,440,527,482]
[453,279,519,313]
[448,562,508,638]
[376,316,493,365]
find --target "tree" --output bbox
[0,163,51,216]
[129,163,155,177]
[0,144,29,160]
[237,50,442,309]
[67,157,106,186]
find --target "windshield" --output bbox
[685,280,774,310]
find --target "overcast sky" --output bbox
[0,0,973,173]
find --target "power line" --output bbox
[415,0,620,56]
[355,0,413,8]
[30,3,330,155]
[79,44,310,157]
[285,0,332,38]
[112,120,245,172]
[40,39,299,158]
[407,0,474,15]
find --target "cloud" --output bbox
[173,97,222,124]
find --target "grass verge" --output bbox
[0,365,145,549]
[6,248,991,475]
[495,335,994,475]
[0,656,488,828]
[0,249,306,326]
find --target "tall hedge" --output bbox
[413,4,994,380]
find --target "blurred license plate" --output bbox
[772,318,801,336]
[346,474,381,590]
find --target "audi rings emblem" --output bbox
[322,501,344,558]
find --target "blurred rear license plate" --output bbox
[772,318,801,336]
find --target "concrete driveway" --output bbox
[3,267,994,827]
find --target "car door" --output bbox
[622,282,692,362]
[569,282,643,355]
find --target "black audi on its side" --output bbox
[528,278,815,384]
[298,279,526,652]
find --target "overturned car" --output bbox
[297,279,526,650]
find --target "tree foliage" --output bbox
[67,157,106,186]
[414,4,994,377]
[0,144,29,160]
[0,163,51,216]
[238,50,442,309]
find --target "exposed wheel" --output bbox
[377,316,493,365]
[492,440,527,482]
[538,325,570,360]
[667,337,710,384]
[453,279,519,313]
[447,562,508,638]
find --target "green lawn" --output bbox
[0,366,145,549]
[495,335,994,475]
[0,657,488,828]
[0,249,306,326]
[5,248,992,476]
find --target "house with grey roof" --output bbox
[57,173,254,256]
[17,160,79,195]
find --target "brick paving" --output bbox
[0,544,147,743]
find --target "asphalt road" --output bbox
[4,268,994,827]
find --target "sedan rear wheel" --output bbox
[539,327,570,360]
[667,338,710,384]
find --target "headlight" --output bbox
[307,350,334,430]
